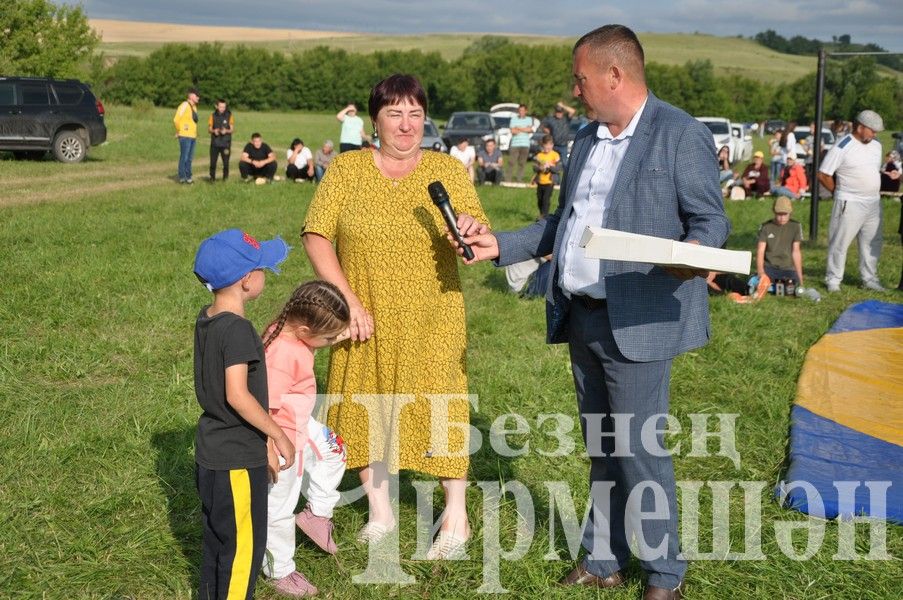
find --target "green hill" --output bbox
[97,30,824,85]
[97,28,903,86]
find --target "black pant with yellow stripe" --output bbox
[197,465,268,600]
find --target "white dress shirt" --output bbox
[558,97,648,299]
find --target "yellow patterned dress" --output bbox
[302,149,489,478]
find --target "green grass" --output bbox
[95,31,900,85]
[0,107,901,598]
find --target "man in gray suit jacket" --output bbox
[453,25,729,600]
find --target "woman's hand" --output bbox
[347,296,374,341]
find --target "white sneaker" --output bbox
[826,282,841,293]
[862,280,885,292]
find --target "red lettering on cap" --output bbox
[242,232,261,249]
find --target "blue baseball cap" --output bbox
[194,228,290,291]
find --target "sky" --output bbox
[80,0,903,52]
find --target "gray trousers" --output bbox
[568,299,686,589]
[825,198,882,286]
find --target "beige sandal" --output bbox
[426,531,470,560]
[356,521,397,544]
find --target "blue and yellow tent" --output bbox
[777,300,903,523]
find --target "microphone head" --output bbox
[427,181,449,205]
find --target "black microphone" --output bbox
[428,181,475,261]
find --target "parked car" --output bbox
[793,126,835,162]
[0,76,106,162]
[372,116,447,153]
[763,119,786,135]
[442,111,498,149]
[489,102,539,152]
[528,115,589,159]
[696,116,735,162]
[421,117,447,153]
[731,122,754,163]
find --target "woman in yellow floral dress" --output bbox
[302,74,489,559]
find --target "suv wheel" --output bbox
[52,130,87,163]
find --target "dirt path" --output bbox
[0,161,170,189]
[0,162,175,208]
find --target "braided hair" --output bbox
[263,280,350,349]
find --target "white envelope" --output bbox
[579,227,751,275]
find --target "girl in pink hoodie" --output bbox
[261,280,350,597]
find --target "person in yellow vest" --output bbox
[174,87,200,184]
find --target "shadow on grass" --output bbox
[152,428,201,592]
[482,268,510,293]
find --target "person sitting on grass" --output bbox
[314,140,336,182]
[770,154,807,200]
[239,133,278,183]
[880,150,901,193]
[717,144,734,186]
[476,139,504,185]
[449,137,476,182]
[286,138,315,183]
[756,195,804,287]
[741,151,771,197]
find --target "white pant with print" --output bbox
[263,417,346,579]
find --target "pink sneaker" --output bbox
[272,570,318,597]
[295,506,338,554]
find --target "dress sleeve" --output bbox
[302,155,348,240]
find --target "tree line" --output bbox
[753,29,903,74]
[2,1,900,128]
[88,38,902,128]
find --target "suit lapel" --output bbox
[603,93,658,225]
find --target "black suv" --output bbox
[0,77,106,162]
[442,112,499,149]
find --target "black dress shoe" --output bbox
[643,582,684,599]
[560,563,626,588]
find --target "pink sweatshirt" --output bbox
[264,331,316,456]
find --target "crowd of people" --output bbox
[707,109,900,297]
[172,94,342,185]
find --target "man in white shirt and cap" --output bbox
[818,109,886,292]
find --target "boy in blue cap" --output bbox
[192,228,295,600]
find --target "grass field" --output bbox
[0,106,901,599]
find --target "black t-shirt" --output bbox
[243,142,273,161]
[193,308,268,470]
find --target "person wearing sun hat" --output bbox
[818,109,886,292]
[741,150,771,196]
[756,195,804,287]
[192,228,294,600]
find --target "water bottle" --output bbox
[747,275,759,297]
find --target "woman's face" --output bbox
[374,98,425,157]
